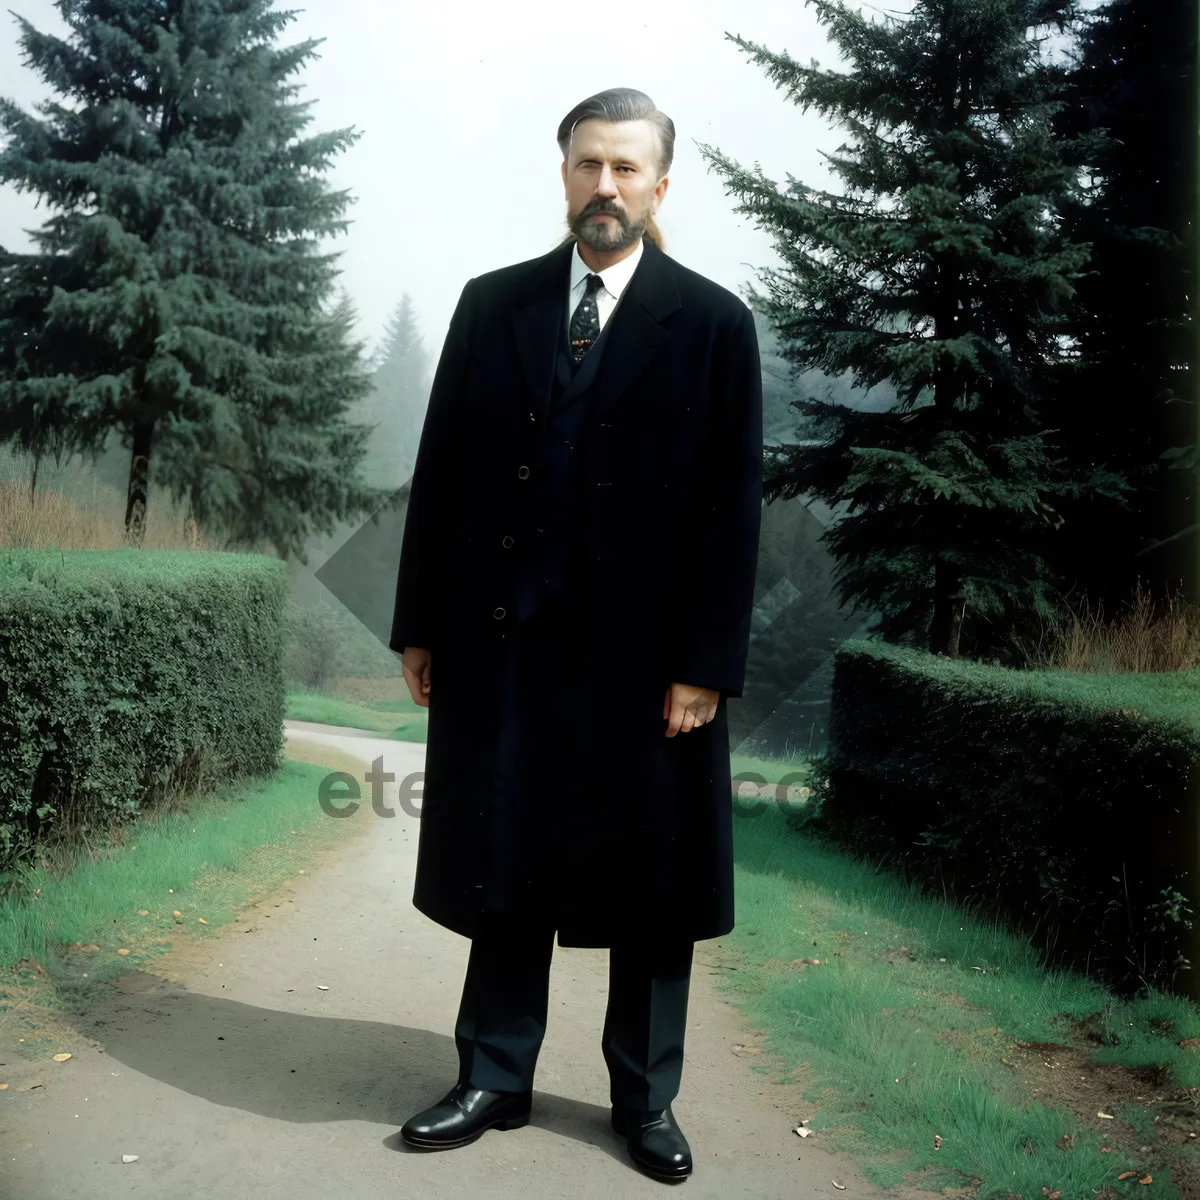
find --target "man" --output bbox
[389,87,762,1183]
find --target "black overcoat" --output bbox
[389,234,763,947]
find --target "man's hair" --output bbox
[555,88,674,252]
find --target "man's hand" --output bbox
[663,682,720,737]
[402,646,431,708]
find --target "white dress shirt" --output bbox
[564,234,644,342]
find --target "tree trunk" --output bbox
[929,557,965,658]
[123,418,155,548]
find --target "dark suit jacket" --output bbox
[389,233,763,946]
[391,233,762,696]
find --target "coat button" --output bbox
[493,606,507,620]
[502,535,514,548]
[517,465,530,479]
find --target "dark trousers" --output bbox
[454,909,694,1112]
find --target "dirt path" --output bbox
[0,723,947,1199]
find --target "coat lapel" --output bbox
[510,235,681,427]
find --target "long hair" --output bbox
[554,87,674,253]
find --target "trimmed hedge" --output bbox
[0,549,288,880]
[817,639,1200,998]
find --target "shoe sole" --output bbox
[627,1148,692,1183]
[400,1111,530,1150]
[628,1156,696,1185]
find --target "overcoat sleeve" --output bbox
[388,277,477,655]
[668,303,763,698]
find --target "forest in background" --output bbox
[0,0,1192,718]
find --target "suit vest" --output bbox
[513,291,618,621]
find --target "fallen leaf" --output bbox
[137,910,149,916]
[51,1053,71,1062]
[317,985,329,991]
[81,945,100,952]
[933,1134,942,1150]
[1097,1111,1114,1119]
[832,1182,846,1191]
[1139,1176,1152,1185]
[117,949,130,956]
[122,1154,138,1163]
[1057,1133,1074,1151]
[1118,1173,1137,1181]
[173,911,181,917]
[0,1083,8,1090]
[795,1126,812,1138]
[198,918,208,925]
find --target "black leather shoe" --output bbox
[400,1082,532,1149]
[611,1104,693,1181]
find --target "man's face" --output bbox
[561,118,669,253]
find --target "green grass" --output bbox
[0,751,373,1011]
[722,798,1200,1198]
[284,689,427,742]
[729,749,812,785]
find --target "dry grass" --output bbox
[0,444,222,552]
[1032,578,1200,673]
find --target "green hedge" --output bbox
[0,549,288,880]
[818,639,1200,998]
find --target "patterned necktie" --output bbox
[569,273,604,364]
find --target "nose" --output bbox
[595,163,619,196]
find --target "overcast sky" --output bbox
[2,0,1086,367]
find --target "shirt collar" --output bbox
[570,234,644,303]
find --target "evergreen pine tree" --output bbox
[359,294,431,489]
[757,304,900,449]
[0,0,388,559]
[160,284,379,555]
[0,240,75,499]
[697,0,1124,661]
[1051,0,1198,607]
